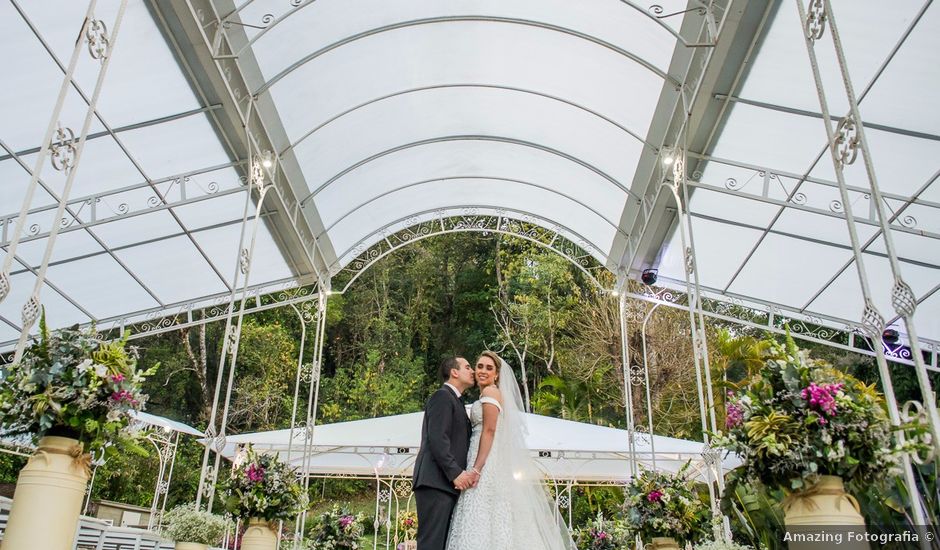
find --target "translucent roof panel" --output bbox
[659,0,940,343]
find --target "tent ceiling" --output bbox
[1,0,937,353]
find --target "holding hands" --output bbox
[453,469,480,490]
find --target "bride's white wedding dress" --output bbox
[446,362,575,550]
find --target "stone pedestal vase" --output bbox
[784,475,864,526]
[241,518,278,550]
[648,537,680,550]
[175,543,209,550]
[2,436,90,550]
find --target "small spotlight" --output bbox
[260,150,275,168]
[611,290,620,298]
[641,269,658,286]
[882,328,900,345]
[662,154,674,166]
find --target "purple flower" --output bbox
[246,464,265,483]
[726,402,744,428]
[647,489,663,503]
[339,515,354,529]
[111,373,125,383]
[801,382,843,417]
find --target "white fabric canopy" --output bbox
[210,410,734,483]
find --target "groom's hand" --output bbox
[453,471,473,490]
[468,470,480,487]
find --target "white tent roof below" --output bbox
[211,410,735,483]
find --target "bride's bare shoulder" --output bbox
[481,385,502,402]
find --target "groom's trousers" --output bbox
[415,487,458,550]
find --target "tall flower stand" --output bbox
[241,518,278,550]
[3,436,90,550]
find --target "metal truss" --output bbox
[329,209,610,294]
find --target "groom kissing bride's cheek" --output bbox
[411,353,575,550]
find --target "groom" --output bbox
[412,356,478,550]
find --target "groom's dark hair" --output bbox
[439,356,463,382]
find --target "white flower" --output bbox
[106,409,123,422]
[93,364,108,377]
[77,359,93,373]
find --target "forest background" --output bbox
[0,232,934,538]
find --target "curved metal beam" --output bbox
[232,0,693,57]
[298,135,642,205]
[333,210,611,294]
[317,175,626,238]
[282,83,657,157]
[255,16,678,95]
[333,205,608,263]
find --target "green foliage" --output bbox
[162,503,229,545]
[0,316,157,456]
[319,350,425,422]
[306,504,367,549]
[573,513,631,550]
[219,444,305,521]
[622,463,711,545]
[713,345,900,492]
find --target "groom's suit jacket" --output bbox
[412,385,471,496]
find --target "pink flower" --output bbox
[111,373,125,383]
[339,515,354,529]
[111,389,134,403]
[726,402,744,428]
[801,382,843,417]
[245,464,265,483]
[647,489,663,503]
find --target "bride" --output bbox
[445,351,576,550]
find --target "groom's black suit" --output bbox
[412,385,471,550]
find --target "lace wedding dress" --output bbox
[446,362,576,550]
[445,397,512,550]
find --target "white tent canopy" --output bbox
[210,410,734,483]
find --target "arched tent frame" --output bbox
[0,0,938,544]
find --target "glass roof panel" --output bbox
[0,159,59,220]
[43,254,160,319]
[249,0,683,81]
[191,223,293,288]
[914,292,940,344]
[329,180,617,259]
[772,207,881,249]
[113,236,228,305]
[29,135,146,199]
[116,114,232,181]
[0,270,88,330]
[658,217,766,290]
[726,234,855,308]
[266,20,664,147]
[172,192,250,230]
[686,187,779,229]
[293,86,643,199]
[11,229,105,269]
[91,209,184,250]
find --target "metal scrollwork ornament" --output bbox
[805,0,827,41]
[629,364,644,386]
[85,19,110,59]
[239,248,251,275]
[394,480,412,498]
[50,125,77,173]
[684,246,695,275]
[22,294,41,328]
[835,116,860,166]
[0,271,10,302]
[891,279,917,318]
[860,300,885,341]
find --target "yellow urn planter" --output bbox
[648,537,680,550]
[783,475,865,526]
[241,518,278,550]
[3,436,91,550]
[175,543,209,550]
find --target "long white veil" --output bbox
[496,359,577,550]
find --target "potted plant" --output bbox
[623,463,710,549]
[712,339,901,527]
[307,505,366,549]
[574,513,631,550]
[0,316,156,550]
[397,510,417,550]
[163,503,229,550]
[219,444,305,550]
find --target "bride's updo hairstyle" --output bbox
[477,350,502,387]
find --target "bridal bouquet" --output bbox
[574,513,630,550]
[307,505,366,549]
[0,315,156,455]
[711,342,898,491]
[623,463,710,545]
[220,444,305,522]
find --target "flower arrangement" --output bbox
[398,510,417,540]
[0,315,156,455]
[712,340,898,492]
[219,444,305,522]
[623,463,710,545]
[162,503,230,545]
[307,505,366,550]
[574,513,630,550]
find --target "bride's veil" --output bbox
[496,358,577,550]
